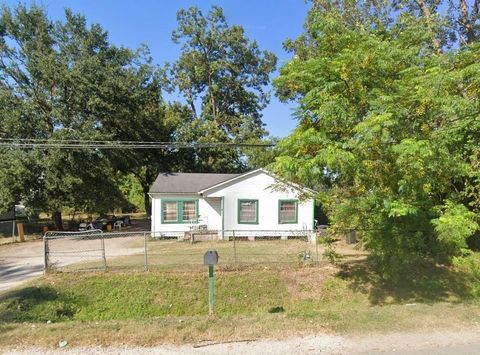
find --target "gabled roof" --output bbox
[149,172,241,193]
[150,168,316,195]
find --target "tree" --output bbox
[89,47,175,216]
[273,1,480,273]
[0,5,169,227]
[167,6,277,172]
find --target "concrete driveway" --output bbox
[0,239,44,292]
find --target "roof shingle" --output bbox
[149,173,241,193]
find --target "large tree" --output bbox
[167,6,277,172]
[274,0,480,272]
[0,5,171,226]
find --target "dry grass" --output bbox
[51,238,358,272]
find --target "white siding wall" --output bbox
[150,172,314,234]
[206,172,314,232]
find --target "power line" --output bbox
[0,138,276,150]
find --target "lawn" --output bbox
[50,238,329,272]
[1,250,480,349]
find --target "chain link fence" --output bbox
[43,229,327,273]
[0,220,16,240]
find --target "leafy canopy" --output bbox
[274,1,480,270]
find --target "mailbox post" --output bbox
[204,250,218,316]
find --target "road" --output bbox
[3,328,480,354]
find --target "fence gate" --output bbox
[43,230,106,272]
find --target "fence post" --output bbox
[11,220,15,242]
[315,231,319,266]
[144,231,149,271]
[101,236,107,270]
[43,234,48,274]
[233,230,237,265]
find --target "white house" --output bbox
[149,169,322,239]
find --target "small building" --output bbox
[149,168,321,240]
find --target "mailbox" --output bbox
[204,250,219,265]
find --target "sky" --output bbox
[3,0,311,138]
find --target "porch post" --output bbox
[221,197,225,240]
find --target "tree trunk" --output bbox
[143,185,151,217]
[459,0,476,44]
[416,0,442,54]
[52,211,64,231]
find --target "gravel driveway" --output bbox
[0,236,144,293]
[4,328,480,354]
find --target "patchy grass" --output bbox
[54,239,328,272]
[2,250,480,349]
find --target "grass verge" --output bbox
[1,254,480,349]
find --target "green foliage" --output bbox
[453,254,480,299]
[274,2,480,272]
[168,6,277,172]
[0,4,173,223]
[0,4,278,226]
[318,231,342,264]
[432,201,479,255]
[118,174,145,212]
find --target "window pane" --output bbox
[239,200,257,223]
[163,202,178,222]
[280,201,296,222]
[182,201,197,222]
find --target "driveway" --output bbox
[0,239,44,292]
[0,236,144,293]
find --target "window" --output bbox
[163,201,178,222]
[278,200,298,224]
[182,201,196,222]
[161,199,198,223]
[238,199,258,224]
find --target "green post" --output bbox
[204,250,218,316]
[208,264,214,315]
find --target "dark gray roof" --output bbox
[149,172,241,193]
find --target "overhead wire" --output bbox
[0,138,276,150]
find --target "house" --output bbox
[149,168,322,240]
